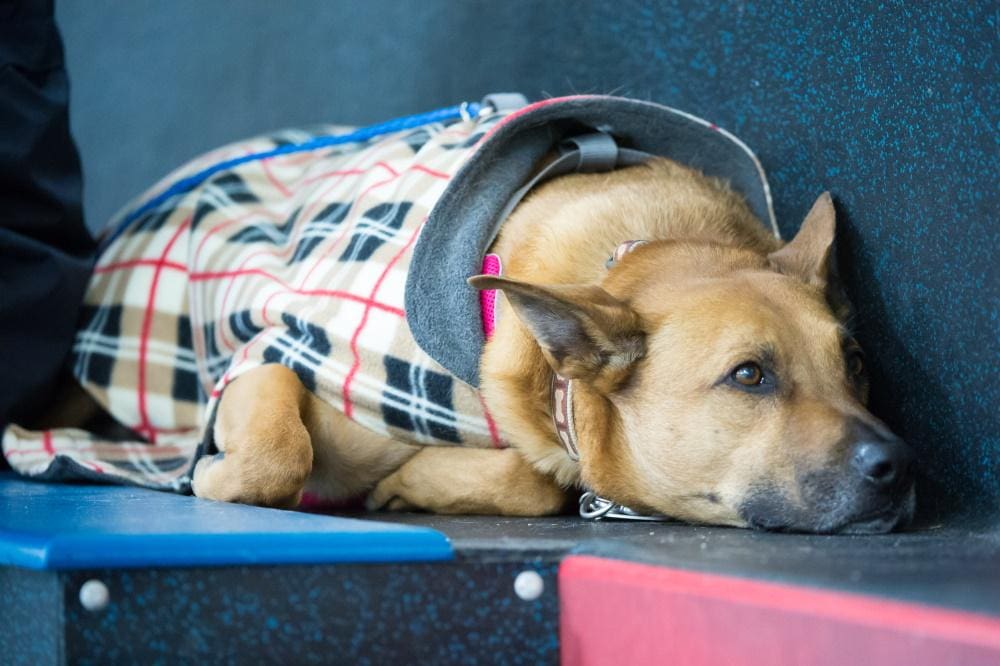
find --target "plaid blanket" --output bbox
[3,109,510,492]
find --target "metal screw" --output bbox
[79,579,110,612]
[513,570,544,601]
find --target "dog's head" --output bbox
[476,194,915,533]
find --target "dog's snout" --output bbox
[850,440,913,489]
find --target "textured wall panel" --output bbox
[56,0,998,521]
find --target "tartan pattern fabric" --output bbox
[3,113,509,492]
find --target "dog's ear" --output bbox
[768,192,854,321]
[768,192,836,289]
[469,275,644,390]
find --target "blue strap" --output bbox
[98,100,483,254]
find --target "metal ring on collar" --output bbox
[578,491,670,522]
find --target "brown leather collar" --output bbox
[548,239,649,462]
[550,373,580,461]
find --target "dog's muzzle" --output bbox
[740,422,917,534]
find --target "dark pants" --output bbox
[0,0,94,434]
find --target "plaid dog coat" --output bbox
[3,95,777,493]
[3,107,511,491]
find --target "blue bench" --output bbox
[0,473,558,664]
[0,473,452,570]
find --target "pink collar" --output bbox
[479,253,503,339]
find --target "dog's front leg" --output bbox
[192,364,312,508]
[366,447,570,516]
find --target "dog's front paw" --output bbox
[365,470,418,512]
[192,451,306,509]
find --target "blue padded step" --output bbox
[0,473,452,570]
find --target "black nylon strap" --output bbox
[488,133,653,245]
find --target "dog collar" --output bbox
[548,238,648,463]
[549,239,670,522]
[550,373,580,461]
[481,239,645,465]
[552,366,670,521]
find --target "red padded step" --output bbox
[560,555,1000,666]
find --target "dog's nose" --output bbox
[851,440,913,489]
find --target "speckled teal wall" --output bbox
[58,0,997,521]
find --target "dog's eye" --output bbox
[848,351,865,377]
[723,361,776,395]
[732,362,764,386]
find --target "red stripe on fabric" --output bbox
[559,555,1000,666]
[94,259,188,274]
[260,156,292,197]
[193,219,238,267]
[188,268,404,316]
[238,330,266,362]
[299,166,378,186]
[300,160,398,190]
[91,441,189,455]
[35,432,104,473]
[477,394,504,449]
[409,164,451,179]
[210,368,234,400]
[369,160,399,178]
[341,220,423,419]
[135,217,192,443]
[260,289,281,327]
[188,266,301,284]
[290,288,393,304]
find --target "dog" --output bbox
[3,94,915,533]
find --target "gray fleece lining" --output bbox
[405,95,777,388]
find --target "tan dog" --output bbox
[193,157,915,533]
